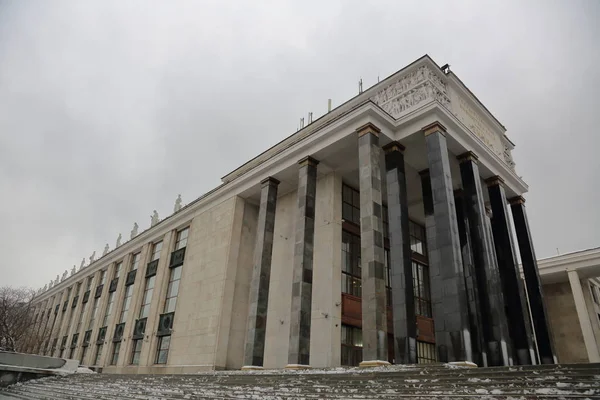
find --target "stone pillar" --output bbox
[356,122,389,367]
[567,270,600,362]
[459,153,512,367]
[421,122,472,363]
[486,176,533,365]
[243,177,280,368]
[383,142,417,364]
[509,196,556,364]
[453,190,485,367]
[287,156,318,368]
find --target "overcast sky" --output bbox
[1,1,598,289]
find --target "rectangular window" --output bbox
[342,231,361,297]
[110,342,121,365]
[99,270,107,285]
[139,276,156,319]
[114,262,123,279]
[163,266,182,314]
[155,336,171,364]
[413,261,432,317]
[76,302,87,333]
[130,252,141,271]
[384,249,392,305]
[102,292,115,327]
[341,324,363,366]
[409,221,427,256]
[94,344,103,365]
[80,346,88,365]
[591,284,599,304]
[342,184,361,225]
[175,227,189,250]
[417,341,437,364]
[119,285,133,323]
[85,277,93,292]
[88,298,100,330]
[130,339,143,365]
[151,241,163,261]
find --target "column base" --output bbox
[359,360,391,368]
[447,361,478,368]
[241,365,264,371]
[285,364,312,370]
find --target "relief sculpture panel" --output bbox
[372,64,515,169]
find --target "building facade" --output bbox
[29,55,557,373]
[537,248,600,364]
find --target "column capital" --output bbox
[356,122,381,137]
[298,156,319,167]
[485,175,505,187]
[260,177,280,187]
[382,141,405,154]
[457,151,479,163]
[509,196,526,206]
[422,121,447,137]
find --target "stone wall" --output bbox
[543,281,588,363]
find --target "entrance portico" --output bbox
[231,55,553,368]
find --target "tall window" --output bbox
[130,340,143,365]
[88,298,100,330]
[102,292,115,327]
[151,241,163,261]
[342,184,361,225]
[99,270,107,285]
[174,227,189,250]
[80,345,88,365]
[110,342,121,365]
[120,285,133,324]
[413,261,432,317]
[139,276,156,319]
[409,221,427,256]
[341,325,363,366]
[85,277,93,292]
[93,343,103,365]
[130,274,156,365]
[163,265,182,314]
[130,253,141,271]
[155,336,171,365]
[114,262,123,279]
[342,231,361,297]
[76,301,87,333]
[154,228,188,365]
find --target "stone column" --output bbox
[287,156,318,368]
[383,142,417,364]
[459,153,512,366]
[243,177,280,368]
[567,270,600,362]
[356,122,389,367]
[422,122,472,363]
[453,190,485,367]
[486,176,533,365]
[509,196,556,364]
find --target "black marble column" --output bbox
[287,156,318,368]
[357,122,389,366]
[421,122,472,363]
[383,142,417,364]
[486,176,533,365]
[243,177,279,368]
[454,189,484,367]
[459,153,512,367]
[510,196,556,364]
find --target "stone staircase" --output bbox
[1,363,599,399]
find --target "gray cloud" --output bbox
[1,0,598,288]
